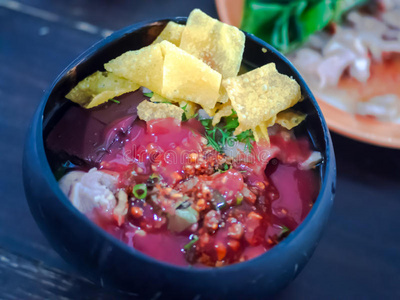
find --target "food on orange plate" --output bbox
[46,9,322,267]
[289,1,400,122]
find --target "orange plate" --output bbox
[215,0,400,149]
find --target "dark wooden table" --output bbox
[1,0,399,298]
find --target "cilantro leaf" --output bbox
[199,109,255,153]
[109,98,120,104]
[236,130,255,152]
[143,92,154,98]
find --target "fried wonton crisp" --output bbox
[137,100,184,122]
[222,63,301,141]
[161,41,221,109]
[276,109,306,130]
[150,94,198,118]
[153,21,185,46]
[180,9,245,78]
[150,93,169,103]
[66,71,139,109]
[212,101,233,126]
[104,43,164,95]
[105,41,221,109]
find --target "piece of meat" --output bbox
[59,168,118,214]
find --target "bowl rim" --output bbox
[29,17,335,274]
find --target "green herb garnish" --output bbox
[181,104,198,121]
[109,98,120,104]
[236,129,255,152]
[201,118,232,153]
[182,103,189,121]
[132,183,147,199]
[199,110,255,153]
[161,100,172,104]
[219,163,231,173]
[143,92,154,98]
[183,234,199,250]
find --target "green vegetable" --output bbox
[199,110,255,153]
[241,0,368,53]
[236,130,255,152]
[143,92,154,97]
[181,103,189,121]
[219,163,231,173]
[236,194,244,206]
[149,173,161,180]
[109,98,120,104]
[183,234,199,250]
[132,183,147,199]
[200,119,228,152]
[278,225,291,239]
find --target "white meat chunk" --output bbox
[59,168,118,214]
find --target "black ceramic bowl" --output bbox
[23,18,336,299]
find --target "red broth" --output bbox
[83,117,320,267]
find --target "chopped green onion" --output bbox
[183,235,199,250]
[109,98,120,104]
[132,183,147,199]
[143,92,154,97]
[219,163,231,173]
[236,194,244,206]
[149,173,160,180]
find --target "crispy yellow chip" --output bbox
[222,63,301,141]
[153,21,185,46]
[150,93,169,103]
[104,43,164,95]
[105,41,221,109]
[251,118,276,143]
[179,9,245,78]
[65,71,139,109]
[137,100,184,121]
[217,86,229,104]
[212,101,233,126]
[276,110,306,130]
[203,106,217,117]
[150,94,199,118]
[161,41,221,109]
